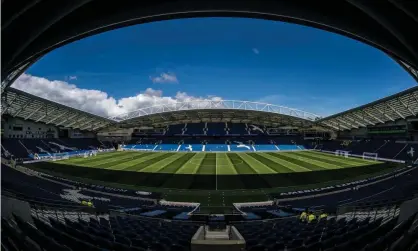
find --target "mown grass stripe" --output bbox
[154,153,196,173]
[294,151,364,167]
[250,152,308,173]
[108,152,163,170]
[300,151,370,166]
[225,152,240,175]
[227,153,257,174]
[227,153,272,189]
[217,153,238,175]
[61,151,133,166]
[150,153,196,189]
[197,153,216,174]
[85,153,142,167]
[217,153,246,189]
[91,152,152,168]
[278,152,340,169]
[240,153,276,174]
[140,153,187,173]
[121,153,175,171]
[176,153,205,174]
[265,152,327,171]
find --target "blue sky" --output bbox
[16,17,416,117]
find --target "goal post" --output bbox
[363,152,378,161]
[335,150,350,158]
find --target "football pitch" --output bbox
[57,150,379,175]
[27,150,399,208]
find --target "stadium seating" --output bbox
[229,140,254,152]
[205,144,228,152]
[184,122,205,135]
[247,124,266,135]
[207,122,226,136]
[3,210,201,251]
[178,144,203,152]
[277,144,302,151]
[167,123,185,135]
[235,214,415,251]
[4,206,415,251]
[1,138,109,159]
[154,144,179,151]
[318,139,418,161]
[275,167,418,212]
[227,122,248,135]
[2,150,418,251]
[166,122,294,136]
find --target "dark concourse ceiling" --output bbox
[2,0,418,88]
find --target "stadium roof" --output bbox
[1,87,114,131]
[3,85,418,132]
[109,100,322,129]
[2,0,418,87]
[318,86,418,131]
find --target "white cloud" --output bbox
[252,48,260,55]
[12,74,222,118]
[69,76,77,80]
[149,72,178,84]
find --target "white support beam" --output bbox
[374,106,394,121]
[80,125,92,131]
[35,114,47,122]
[411,92,418,104]
[336,117,358,129]
[75,118,96,129]
[80,121,98,131]
[363,110,385,124]
[352,113,374,125]
[344,115,366,127]
[386,103,404,119]
[56,113,78,126]
[46,111,68,124]
[66,116,87,128]
[398,98,415,116]
[321,121,342,130]
[13,99,33,117]
[93,122,107,131]
[334,121,350,130]
[24,105,44,120]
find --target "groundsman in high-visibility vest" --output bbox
[308,213,316,223]
[320,213,328,219]
[300,211,307,222]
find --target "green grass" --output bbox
[25,150,401,208]
[56,150,379,174]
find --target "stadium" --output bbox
[2,1,418,251]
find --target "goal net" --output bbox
[363,152,378,161]
[335,150,350,158]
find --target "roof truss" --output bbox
[2,87,115,131]
[318,86,418,131]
